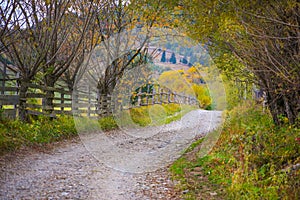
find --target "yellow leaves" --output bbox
[192,84,212,108]
[218,15,243,41]
[159,70,193,95]
[177,69,184,74]
[159,67,211,108]
[187,66,197,74]
[45,0,51,6]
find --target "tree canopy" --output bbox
[0,0,299,125]
[177,0,300,125]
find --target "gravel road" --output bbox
[0,110,222,200]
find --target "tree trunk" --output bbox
[266,88,299,126]
[18,80,29,121]
[97,78,115,117]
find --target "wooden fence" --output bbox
[73,84,199,118]
[0,81,73,118]
[0,81,199,119]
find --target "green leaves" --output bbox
[0,115,77,154]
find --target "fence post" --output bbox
[96,90,100,113]
[118,95,123,111]
[1,63,5,95]
[61,92,64,112]
[152,87,156,104]
[107,95,112,116]
[168,90,171,103]
[102,95,107,116]
[109,94,114,114]
[160,88,163,104]
[73,89,79,116]
[128,94,132,109]
[15,73,20,117]
[87,85,91,117]
[137,87,142,106]
[97,94,101,116]
[173,92,176,103]
[0,63,6,110]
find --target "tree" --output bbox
[1,0,58,120]
[181,56,188,64]
[160,50,166,62]
[170,52,176,64]
[92,1,153,96]
[74,0,169,116]
[180,0,300,126]
[0,0,18,54]
[159,70,193,95]
[232,1,300,125]
[0,0,96,119]
[40,0,97,113]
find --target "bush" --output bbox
[98,116,118,131]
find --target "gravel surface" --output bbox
[0,110,222,200]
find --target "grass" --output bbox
[114,103,197,128]
[170,102,300,199]
[0,103,198,154]
[128,103,183,126]
[0,114,77,155]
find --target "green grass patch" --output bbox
[183,138,204,154]
[124,103,196,127]
[0,115,77,154]
[165,104,197,124]
[170,102,300,199]
[0,103,197,154]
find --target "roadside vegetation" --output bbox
[0,114,77,155]
[170,102,300,199]
[0,103,197,154]
[115,104,197,127]
[159,66,213,110]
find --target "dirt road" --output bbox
[0,110,222,200]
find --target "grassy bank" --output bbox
[0,115,77,155]
[170,102,299,199]
[112,103,196,128]
[0,103,197,154]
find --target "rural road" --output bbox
[0,110,222,200]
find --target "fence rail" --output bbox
[0,81,199,119]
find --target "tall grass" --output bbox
[170,102,300,199]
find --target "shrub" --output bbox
[98,116,118,131]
